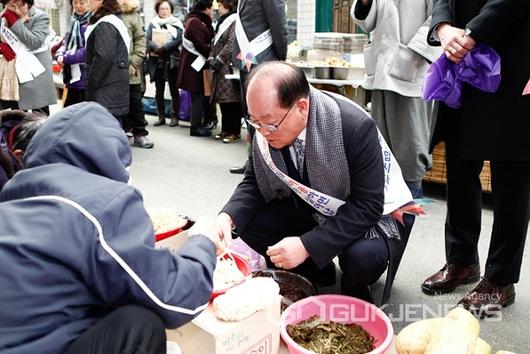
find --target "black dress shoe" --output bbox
[229,165,246,174]
[421,263,481,295]
[458,278,515,317]
[190,127,212,137]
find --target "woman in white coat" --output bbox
[351,0,441,198]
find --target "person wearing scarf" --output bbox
[146,0,184,127]
[0,3,19,107]
[207,0,241,143]
[0,0,57,115]
[56,0,91,107]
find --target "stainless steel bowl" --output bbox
[331,67,350,80]
[300,66,315,78]
[314,66,331,79]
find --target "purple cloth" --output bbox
[422,44,501,108]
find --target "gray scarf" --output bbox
[252,87,350,209]
[252,87,400,240]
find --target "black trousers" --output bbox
[64,88,86,108]
[154,65,179,119]
[445,136,530,285]
[123,84,149,136]
[239,198,390,288]
[63,305,166,354]
[190,92,214,129]
[220,102,243,136]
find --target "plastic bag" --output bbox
[178,90,191,121]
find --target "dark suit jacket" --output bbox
[232,0,288,69]
[222,93,385,268]
[427,0,530,161]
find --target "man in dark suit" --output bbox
[421,0,530,316]
[229,0,288,174]
[216,62,413,302]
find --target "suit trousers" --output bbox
[445,133,530,285]
[239,198,389,287]
[62,305,166,354]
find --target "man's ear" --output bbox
[297,98,310,120]
[13,149,24,160]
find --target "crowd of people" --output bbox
[0,0,528,353]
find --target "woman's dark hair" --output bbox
[154,0,174,14]
[190,0,212,13]
[247,62,310,109]
[90,0,121,23]
[218,0,237,11]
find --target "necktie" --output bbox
[292,138,305,174]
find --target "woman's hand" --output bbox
[437,23,476,63]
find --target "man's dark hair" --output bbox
[90,0,122,23]
[247,61,310,109]
[11,113,47,151]
[190,0,212,12]
[154,0,174,14]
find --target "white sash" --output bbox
[255,128,412,216]
[182,36,206,72]
[85,14,131,54]
[214,13,237,45]
[0,19,45,84]
[235,2,273,70]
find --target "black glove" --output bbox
[210,56,224,71]
[154,46,164,56]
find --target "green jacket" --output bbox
[121,0,146,85]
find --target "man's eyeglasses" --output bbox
[245,101,296,133]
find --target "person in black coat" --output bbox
[215,62,414,303]
[421,0,530,316]
[146,0,184,127]
[85,0,130,120]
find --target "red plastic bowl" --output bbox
[210,253,251,301]
[154,218,194,242]
[280,294,393,354]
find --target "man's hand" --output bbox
[188,217,223,254]
[266,237,309,269]
[57,55,64,68]
[215,212,234,249]
[437,23,476,63]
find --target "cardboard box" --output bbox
[166,296,281,354]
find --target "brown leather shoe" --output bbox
[458,278,515,317]
[421,263,480,295]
